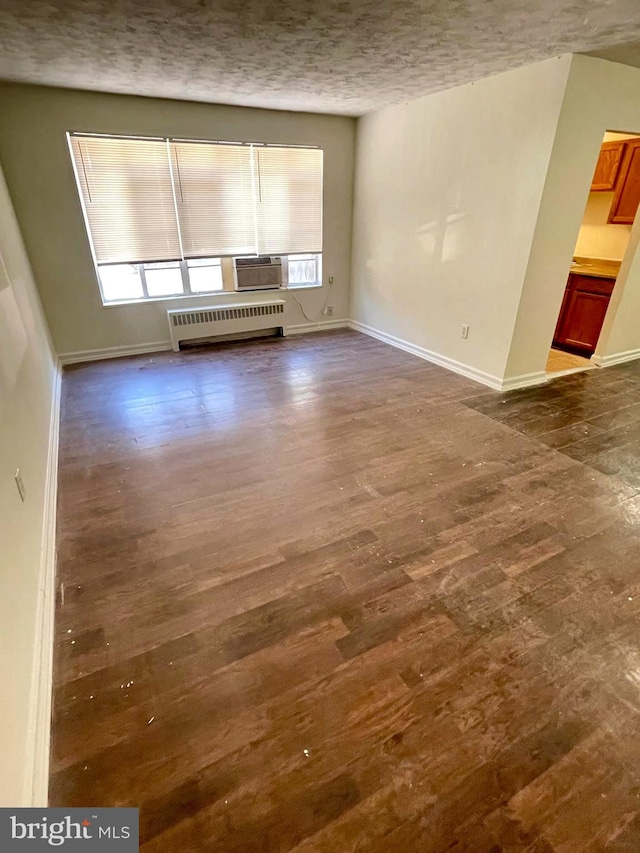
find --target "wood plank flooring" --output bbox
[51,330,640,851]
[546,348,594,375]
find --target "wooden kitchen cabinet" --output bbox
[608,138,640,224]
[553,273,616,356]
[591,140,626,191]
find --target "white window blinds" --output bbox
[255,146,324,255]
[69,135,182,264]
[170,142,256,258]
[69,134,323,263]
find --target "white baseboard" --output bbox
[348,320,506,390]
[60,324,350,364]
[23,360,61,807]
[500,371,549,392]
[286,319,349,335]
[59,340,172,365]
[591,348,640,368]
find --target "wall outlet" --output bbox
[461,324,469,339]
[324,305,334,316]
[15,469,26,502]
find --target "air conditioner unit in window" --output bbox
[233,256,283,291]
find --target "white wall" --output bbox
[596,206,640,361]
[350,56,572,387]
[505,56,640,379]
[0,159,57,805]
[0,84,356,358]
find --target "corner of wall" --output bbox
[22,359,61,807]
[350,54,574,389]
[0,158,59,807]
[501,55,584,385]
[503,54,640,385]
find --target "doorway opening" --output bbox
[547,130,640,378]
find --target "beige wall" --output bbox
[574,192,632,261]
[506,56,640,379]
[0,84,356,357]
[350,56,571,386]
[573,131,638,263]
[0,159,57,805]
[597,207,640,360]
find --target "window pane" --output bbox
[144,262,184,297]
[170,142,256,257]
[288,254,318,285]
[254,147,323,255]
[70,135,182,263]
[98,264,144,302]
[187,259,223,293]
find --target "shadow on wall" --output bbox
[363,208,470,326]
[417,212,468,265]
[0,251,29,395]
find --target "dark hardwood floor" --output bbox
[51,330,640,851]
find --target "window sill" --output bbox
[284,283,323,290]
[102,290,236,307]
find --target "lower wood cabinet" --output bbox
[553,273,615,356]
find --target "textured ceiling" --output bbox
[0,1,640,115]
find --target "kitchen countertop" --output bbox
[570,256,621,279]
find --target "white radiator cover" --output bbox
[167,300,286,351]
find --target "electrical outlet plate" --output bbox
[325,305,334,316]
[15,469,26,502]
[461,324,469,339]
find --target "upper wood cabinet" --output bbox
[608,138,640,224]
[591,140,626,191]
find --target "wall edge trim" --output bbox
[60,323,350,364]
[59,341,172,365]
[23,358,61,807]
[499,371,549,392]
[286,319,349,335]
[347,320,504,390]
[591,348,640,368]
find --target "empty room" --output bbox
[4,1,640,850]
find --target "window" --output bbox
[171,142,256,257]
[97,258,224,303]
[253,147,323,255]
[68,133,323,304]
[69,135,182,264]
[287,254,322,287]
[187,258,224,293]
[144,262,183,298]
[98,264,144,303]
